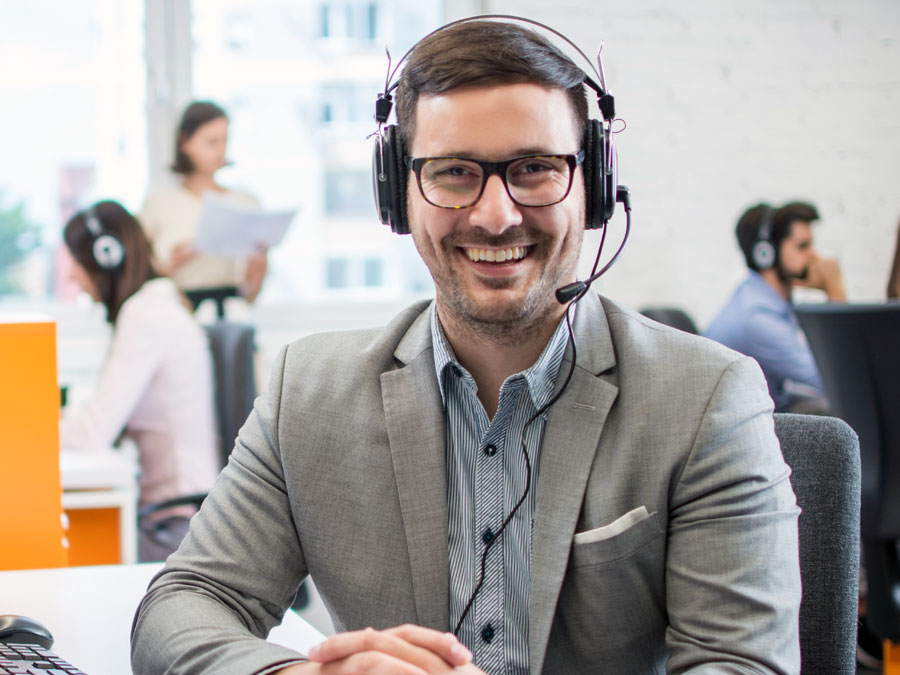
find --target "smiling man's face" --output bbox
[406,83,585,339]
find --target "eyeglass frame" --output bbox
[403,150,586,209]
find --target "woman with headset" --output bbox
[60,200,219,562]
[139,100,268,310]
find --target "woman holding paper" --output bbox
[60,200,219,561]
[139,100,268,307]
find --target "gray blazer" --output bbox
[132,293,801,674]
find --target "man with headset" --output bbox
[132,18,801,675]
[705,202,846,413]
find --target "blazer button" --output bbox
[481,623,495,643]
[482,528,494,545]
[484,444,497,457]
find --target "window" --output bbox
[0,1,146,300]
[363,258,383,287]
[319,2,379,43]
[324,170,372,216]
[325,258,350,288]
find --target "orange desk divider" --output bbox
[887,640,900,674]
[0,314,68,569]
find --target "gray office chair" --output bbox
[138,320,257,519]
[638,306,699,334]
[774,412,861,674]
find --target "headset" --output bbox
[370,14,625,239]
[82,205,125,270]
[751,206,777,270]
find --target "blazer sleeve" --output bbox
[131,345,310,675]
[665,355,801,674]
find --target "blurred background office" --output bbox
[1,0,898,393]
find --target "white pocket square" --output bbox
[574,506,651,545]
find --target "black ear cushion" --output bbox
[388,126,409,235]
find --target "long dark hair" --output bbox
[170,100,228,175]
[64,200,159,324]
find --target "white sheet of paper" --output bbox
[194,191,297,257]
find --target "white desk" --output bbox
[60,448,139,564]
[0,563,324,674]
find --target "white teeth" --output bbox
[465,247,527,263]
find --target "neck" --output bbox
[182,172,220,196]
[437,303,566,419]
[759,268,791,301]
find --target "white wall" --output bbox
[465,0,900,327]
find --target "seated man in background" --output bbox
[132,17,801,674]
[706,201,845,413]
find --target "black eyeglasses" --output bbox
[404,151,585,209]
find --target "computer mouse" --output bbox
[0,614,54,648]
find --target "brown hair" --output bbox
[736,201,820,271]
[394,20,590,149]
[171,100,228,175]
[64,200,159,324]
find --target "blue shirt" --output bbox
[705,272,824,411]
[431,306,570,675]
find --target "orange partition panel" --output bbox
[65,508,120,565]
[0,316,68,569]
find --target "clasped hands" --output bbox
[276,624,485,675]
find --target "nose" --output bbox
[467,174,523,234]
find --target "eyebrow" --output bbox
[420,147,572,159]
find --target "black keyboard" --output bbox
[0,642,86,674]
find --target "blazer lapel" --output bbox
[529,293,619,673]
[381,308,451,631]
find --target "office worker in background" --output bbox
[60,200,219,562]
[705,201,846,414]
[139,100,268,309]
[132,17,800,674]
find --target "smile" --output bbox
[464,246,529,263]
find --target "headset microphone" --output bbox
[555,185,632,305]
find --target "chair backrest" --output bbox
[204,321,257,469]
[638,306,699,334]
[774,412,861,674]
[794,302,900,539]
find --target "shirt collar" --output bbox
[430,304,572,411]
[746,271,793,314]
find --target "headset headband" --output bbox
[373,14,616,127]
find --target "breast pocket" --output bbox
[569,511,664,569]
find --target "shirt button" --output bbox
[451,365,463,378]
[484,444,497,457]
[481,623,495,643]
[482,528,494,545]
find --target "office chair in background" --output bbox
[137,320,257,518]
[794,302,900,665]
[774,413,861,674]
[638,306,699,334]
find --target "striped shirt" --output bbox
[431,306,570,675]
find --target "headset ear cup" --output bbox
[752,240,776,270]
[92,234,125,269]
[371,125,409,234]
[372,134,391,226]
[583,120,610,230]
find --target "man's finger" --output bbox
[308,627,458,672]
[385,624,472,667]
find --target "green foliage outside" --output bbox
[0,191,42,294]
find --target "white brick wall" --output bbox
[459,0,900,327]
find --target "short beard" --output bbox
[430,225,577,346]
